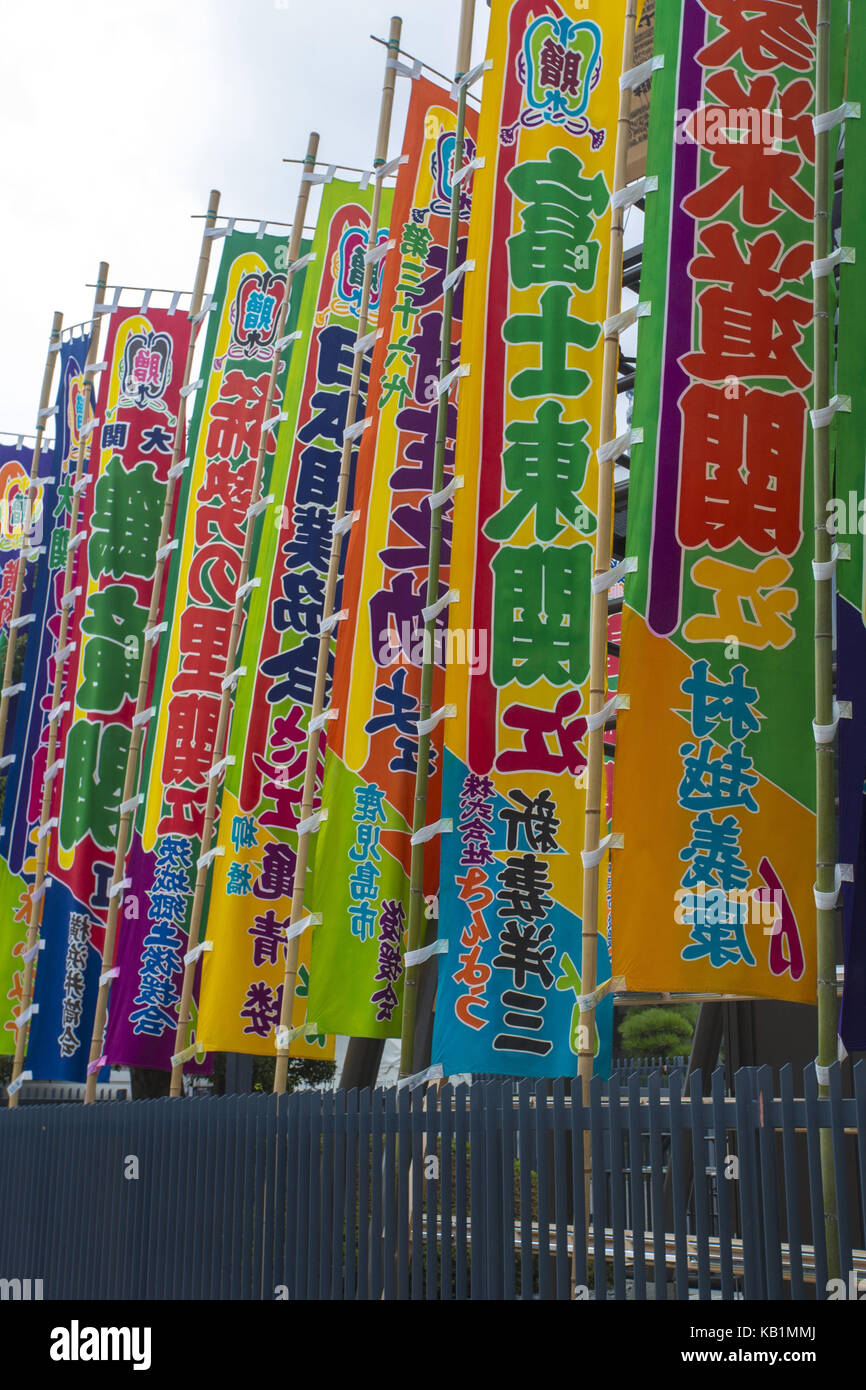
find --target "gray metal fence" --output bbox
[1,1063,864,1300]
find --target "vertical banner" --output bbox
[103,231,304,1069]
[835,5,866,1051]
[0,442,36,651]
[26,308,192,1081]
[304,82,477,1040]
[611,1,843,1001]
[0,338,90,1048]
[198,179,391,1056]
[432,0,623,1079]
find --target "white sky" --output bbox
[0,0,491,433]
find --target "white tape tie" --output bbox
[55,642,76,662]
[60,587,82,608]
[604,302,651,337]
[22,546,46,562]
[298,809,328,836]
[385,56,422,79]
[31,877,52,903]
[620,53,665,89]
[812,246,856,278]
[38,404,59,420]
[592,556,638,594]
[598,427,643,465]
[247,493,275,519]
[374,154,409,182]
[156,539,179,561]
[180,379,204,399]
[7,1071,32,1096]
[72,475,91,494]
[132,706,156,728]
[452,155,485,187]
[344,416,373,443]
[204,219,236,240]
[301,166,336,186]
[261,412,288,436]
[365,238,394,268]
[578,976,626,1011]
[286,250,318,274]
[398,1062,444,1091]
[813,544,846,581]
[811,395,851,430]
[333,509,360,537]
[286,911,322,941]
[45,758,64,782]
[354,328,383,355]
[184,940,214,967]
[221,666,247,691]
[436,363,469,396]
[813,101,861,134]
[197,847,225,870]
[430,475,464,511]
[443,259,475,294]
[813,863,854,911]
[581,833,624,869]
[167,457,190,479]
[410,818,452,847]
[586,693,630,733]
[308,708,338,734]
[145,621,168,643]
[451,57,491,97]
[119,793,143,815]
[190,293,214,325]
[37,818,58,841]
[0,755,15,770]
[813,699,852,744]
[814,1059,830,1086]
[1,682,25,699]
[416,705,457,737]
[22,939,46,964]
[9,613,37,630]
[207,755,236,781]
[66,531,86,552]
[319,608,348,637]
[422,588,459,623]
[404,938,449,969]
[108,876,132,899]
[612,175,658,210]
[99,967,120,987]
[48,702,70,724]
[275,330,303,351]
[237,578,260,600]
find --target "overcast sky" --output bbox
[0,0,491,434]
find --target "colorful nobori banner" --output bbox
[0,441,37,650]
[431,0,623,1080]
[198,179,392,1057]
[304,82,477,1040]
[24,308,191,1081]
[103,230,307,1069]
[0,339,90,1049]
[612,1,846,1001]
[833,5,865,1052]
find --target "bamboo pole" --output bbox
[576,0,637,1287]
[272,17,404,1096]
[812,0,842,1282]
[83,192,222,1104]
[8,265,108,1108]
[167,136,321,1098]
[398,0,475,1081]
[0,312,63,764]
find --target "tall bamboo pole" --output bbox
[272,17,403,1096]
[83,192,222,1104]
[8,265,108,1108]
[0,312,63,764]
[812,0,842,1282]
[398,0,475,1081]
[167,137,321,1098]
[576,0,637,1284]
